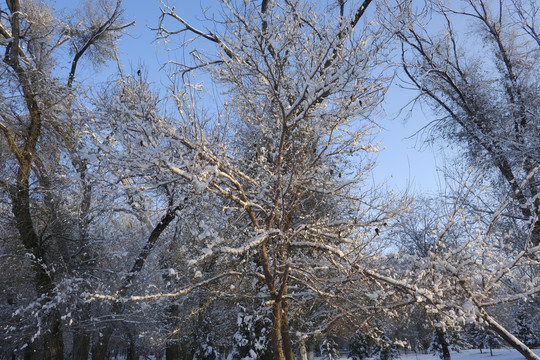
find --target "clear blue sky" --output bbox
[52,0,448,195]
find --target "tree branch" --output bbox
[0,120,23,164]
[67,0,135,88]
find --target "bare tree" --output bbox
[87,0,408,358]
[157,0,394,356]
[375,2,540,358]
[380,0,540,247]
[370,169,540,360]
[0,0,132,358]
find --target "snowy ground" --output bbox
[319,349,540,360]
[401,349,540,360]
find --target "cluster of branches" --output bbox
[0,0,539,360]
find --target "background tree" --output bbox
[380,0,540,248]
[375,0,540,358]
[511,302,540,348]
[375,334,399,360]
[362,168,540,360]
[428,329,451,360]
[231,305,274,360]
[8,0,540,358]
[349,330,372,360]
[320,335,341,360]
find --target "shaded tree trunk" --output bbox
[72,332,90,360]
[298,337,308,360]
[42,309,64,360]
[127,331,138,360]
[8,110,65,360]
[435,329,451,360]
[23,342,39,360]
[165,339,181,360]
[91,323,115,360]
[3,2,64,357]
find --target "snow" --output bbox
[96,348,540,360]
[315,349,540,360]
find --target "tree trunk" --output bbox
[72,332,90,360]
[127,331,138,360]
[5,2,64,354]
[271,301,285,360]
[164,301,181,360]
[435,329,451,360]
[11,171,64,360]
[23,342,38,360]
[308,342,315,360]
[298,336,308,360]
[280,292,294,360]
[43,309,64,360]
[91,327,114,360]
[165,339,181,360]
[93,206,181,357]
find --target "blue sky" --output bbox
[52,0,448,195]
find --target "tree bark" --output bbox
[23,343,39,360]
[165,339,181,360]
[3,1,65,357]
[91,327,114,360]
[42,309,64,360]
[72,332,90,360]
[271,301,285,360]
[281,289,294,360]
[298,336,308,360]
[127,331,138,360]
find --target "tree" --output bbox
[349,330,371,360]
[365,169,540,360]
[464,324,487,353]
[0,0,132,358]
[89,0,407,359]
[231,305,274,360]
[512,303,540,348]
[379,338,399,360]
[428,329,451,360]
[375,1,540,359]
[392,197,447,258]
[484,330,503,356]
[320,335,341,360]
[380,0,540,248]
[465,324,503,356]
[86,70,194,360]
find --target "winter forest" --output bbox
[1,0,539,359]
